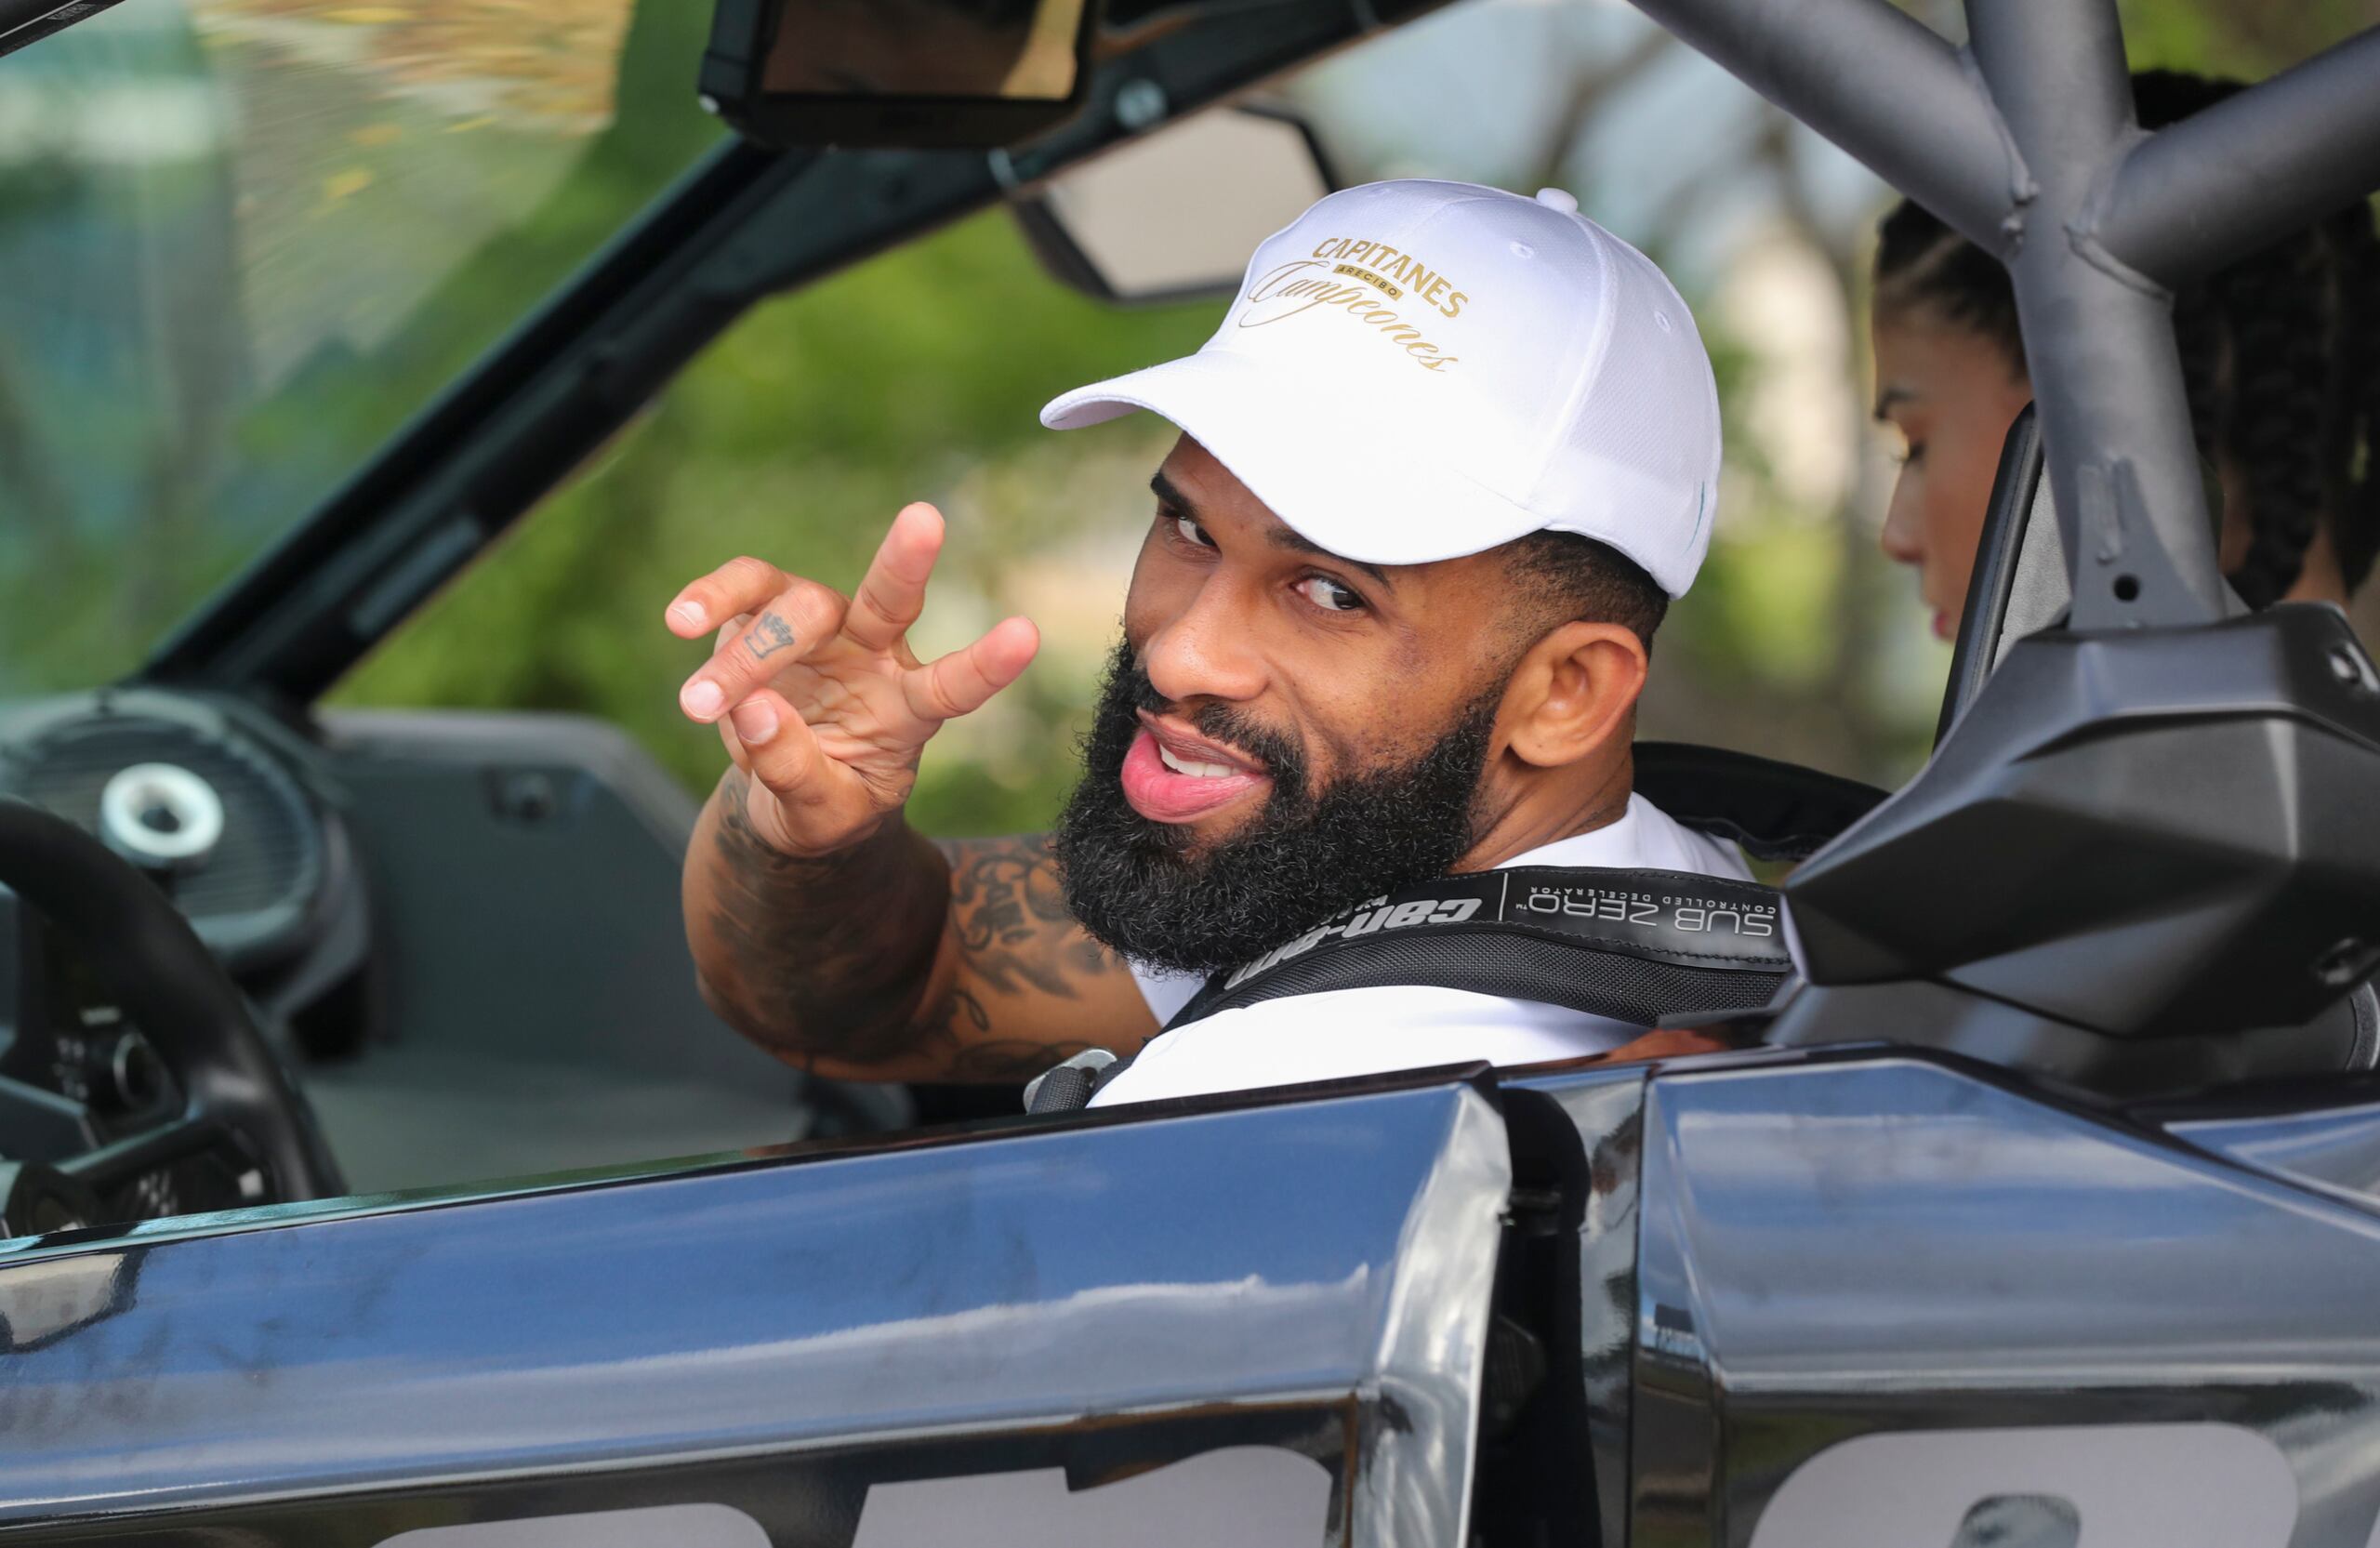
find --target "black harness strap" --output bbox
[1026,866,1792,1113]
[1164,866,1790,1030]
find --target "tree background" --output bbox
[2,0,2373,840]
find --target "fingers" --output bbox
[678,579,852,723]
[724,688,871,843]
[718,715,753,774]
[708,616,754,771]
[904,615,1039,723]
[723,688,818,796]
[666,555,789,639]
[842,503,945,653]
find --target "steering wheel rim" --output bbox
[0,796,341,1206]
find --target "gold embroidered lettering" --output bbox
[1236,254,1463,372]
[1332,263,1404,299]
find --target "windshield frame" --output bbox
[136,0,1453,708]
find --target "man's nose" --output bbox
[1142,576,1267,707]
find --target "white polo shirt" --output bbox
[1094,793,1752,1106]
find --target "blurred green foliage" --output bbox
[2119,0,2380,75]
[336,210,1214,834]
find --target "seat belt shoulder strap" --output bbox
[1026,866,1790,1115]
[1165,865,1788,1030]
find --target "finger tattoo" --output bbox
[747,612,798,660]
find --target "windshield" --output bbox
[0,0,721,696]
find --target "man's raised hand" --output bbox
[665,502,1038,857]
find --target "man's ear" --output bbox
[1501,621,1648,769]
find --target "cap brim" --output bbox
[1040,351,1547,569]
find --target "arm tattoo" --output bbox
[699,771,1117,1077]
[944,832,1116,999]
[746,612,798,659]
[703,767,949,1070]
[712,771,803,875]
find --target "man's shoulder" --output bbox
[1130,960,1207,1024]
[1506,793,1755,881]
[1636,796,1758,881]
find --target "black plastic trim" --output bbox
[1937,402,2042,745]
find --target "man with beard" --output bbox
[671,179,1748,1105]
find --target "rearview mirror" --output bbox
[1012,104,1336,306]
[700,0,1097,149]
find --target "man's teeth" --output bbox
[1157,743,1240,779]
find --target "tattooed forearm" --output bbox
[746,611,798,659]
[943,832,1115,999]
[711,769,807,876]
[696,767,953,1071]
[688,772,1134,1080]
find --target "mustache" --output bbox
[1121,660,1307,790]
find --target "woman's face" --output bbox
[1871,310,2036,640]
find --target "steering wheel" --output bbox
[0,797,341,1215]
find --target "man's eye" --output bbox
[1171,514,1216,549]
[1296,575,1365,613]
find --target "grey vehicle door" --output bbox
[0,1076,1507,1548]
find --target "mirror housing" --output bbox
[1012,104,1335,305]
[701,0,1098,150]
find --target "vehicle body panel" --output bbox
[1630,1052,2380,1548]
[18,1046,2380,1545]
[0,1079,1507,1546]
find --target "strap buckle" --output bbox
[1023,1047,1121,1115]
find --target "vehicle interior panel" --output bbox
[306,708,899,1192]
[0,691,887,1207]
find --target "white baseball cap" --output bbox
[1040,179,1723,597]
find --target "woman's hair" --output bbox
[1874,70,2380,609]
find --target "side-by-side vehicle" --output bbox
[3,0,2379,1542]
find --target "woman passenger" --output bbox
[1869,70,2380,639]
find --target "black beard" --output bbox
[1051,639,1498,975]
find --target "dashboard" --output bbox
[0,684,847,1239]
[0,689,365,1229]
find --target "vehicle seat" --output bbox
[1634,741,1887,863]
